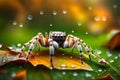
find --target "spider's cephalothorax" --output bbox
[49,31,66,47]
[20,31,93,68]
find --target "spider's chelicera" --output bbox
[20,31,93,67]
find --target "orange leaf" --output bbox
[0,50,92,71]
[104,32,120,51]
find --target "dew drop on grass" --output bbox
[73,72,78,77]
[63,10,67,14]
[95,16,100,21]
[96,49,101,55]
[28,15,33,20]
[17,43,21,47]
[40,11,44,15]
[114,56,118,59]
[98,68,102,72]
[85,72,91,77]
[62,71,66,75]
[53,11,57,15]
[13,21,17,25]
[0,44,2,48]
[109,59,114,63]
[106,50,112,57]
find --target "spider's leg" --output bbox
[37,42,41,52]
[76,42,83,64]
[26,43,35,60]
[79,39,93,60]
[49,40,55,68]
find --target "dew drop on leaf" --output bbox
[61,64,66,69]
[85,32,88,35]
[85,72,91,77]
[73,72,78,77]
[114,56,118,59]
[62,71,66,75]
[71,64,75,68]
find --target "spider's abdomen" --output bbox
[49,31,66,47]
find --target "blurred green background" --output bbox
[0,0,120,80]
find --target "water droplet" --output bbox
[73,72,78,77]
[63,10,67,14]
[110,59,114,63]
[78,22,82,26]
[62,54,64,56]
[113,4,117,8]
[16,48,21,52]
[85,72,91,77]
[85,32,88,35]
[106,50,112,57]
[40,11,44,15]
[95,16,100,21]
[98,68,102,72]
[0,44,2,48]
[96,49,101,55]
[71,64,75,68]
[50,24,53,26]
[98,58,106,63]
[13,21,17,25]
[61,64,66,69]
[53,11,57,15]
[9,47,13,50]
[62,71,66,75]
[17,43,21,47]
[50,67,53,70]
[72,30,74,33]
[102,16,107,21]
[114,56,118,59]
[11,72,16,77]
[88,6,92,10]
[19,23,23,28]
[28,15,33,20]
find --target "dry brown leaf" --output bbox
[95,73,115,80]
[13,70,26,80]
[0,50,92,71]
[104,32,120,51]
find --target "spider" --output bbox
[20,31,93,67]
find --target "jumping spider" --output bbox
[20,31,93,67]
